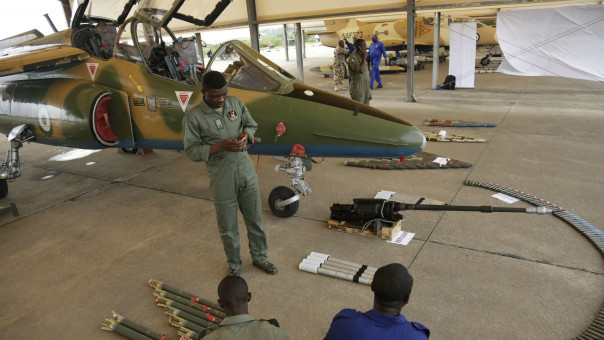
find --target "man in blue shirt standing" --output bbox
[324,263,429,340]
[368,34,388,90]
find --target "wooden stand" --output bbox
[327,219,402,241]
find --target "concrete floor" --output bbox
[0,46,603,339]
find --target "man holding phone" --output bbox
[183,71,277,277]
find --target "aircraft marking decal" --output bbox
[158,98,172,108]
[38,107,53,136]
[87,63,99,81]
[128,74,143,92]
[418,25,431,36]
[175,91,193,112]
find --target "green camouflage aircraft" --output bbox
[0,0,426,217]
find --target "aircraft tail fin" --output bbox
[0,30,45,51]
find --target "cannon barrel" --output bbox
[330,199,552,223]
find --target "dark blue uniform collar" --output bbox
[365,309,408,325]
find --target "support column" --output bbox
[246,0,260,52]
[406,0,416,102]
[195,33,205,67]
[283,24,289,61]
[295,23,304,81]
[431,12,441,89]
[302,29,306,59]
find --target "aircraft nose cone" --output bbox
[405,127,426,154]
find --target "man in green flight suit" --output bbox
[183,71,277,277]
[201,275,289,340]
[347,38,371,105]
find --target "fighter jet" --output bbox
[315,16,498,48]
[0,0,426,218]
[313,16,498,66]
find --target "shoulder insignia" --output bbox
[411,321,430,336]
[334,308,360,320]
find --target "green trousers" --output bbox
[207,151,268,270]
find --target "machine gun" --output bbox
[330,198,552,236]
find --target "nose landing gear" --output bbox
[268,156,313,218]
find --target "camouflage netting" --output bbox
[345,152,472,170]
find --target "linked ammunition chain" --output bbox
[464,180,604,340]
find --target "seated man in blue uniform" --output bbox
[324,263,429,340]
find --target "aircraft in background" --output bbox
[311,16,498,67]
[0,0,426,217]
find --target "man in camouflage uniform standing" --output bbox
[347,39,371,105]
[183,71,277,277]
[333,40,349,92]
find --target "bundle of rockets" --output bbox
[298,252,378,285]
[101,253,375,339]
[101,279,225,340]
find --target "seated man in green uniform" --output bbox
[346,39,371,105]
[183,71,277,276]
[202,275,289,340]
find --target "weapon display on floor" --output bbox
[298,252,377,285]
[423,118,497,127]
[149,279,223,340]
[101,311,170,340]
[149,279,224,313]
[330,198,553,236]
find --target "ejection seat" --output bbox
[171,37,199,84]
[95,23,117,58]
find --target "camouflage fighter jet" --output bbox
[0,0,426,218]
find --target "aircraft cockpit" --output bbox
[71,17,117,60]
[208,41,296,93]
[115,18,200,86]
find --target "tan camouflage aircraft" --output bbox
[314,16,498,50]
[0,0,426,217]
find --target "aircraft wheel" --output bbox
[120,148,139,154]
[0,179,7,199]
[268,186,299,218]
[480,56,491,66]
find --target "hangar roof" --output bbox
[82,0,600,33]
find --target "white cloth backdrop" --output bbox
[497,5,604,82]
[448,22,477,88]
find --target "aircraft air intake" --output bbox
[92,94,118,146]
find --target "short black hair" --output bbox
[217,275,248,308]
[202,71,227,90]
[354,38,365,51]
[371,263,413,303]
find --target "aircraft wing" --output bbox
[0,45,89,77]
[305,30,336,35]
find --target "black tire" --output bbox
[268,186,299,218]
[480,56,490,66]
[120,148,139,154]
[0,179,7,199]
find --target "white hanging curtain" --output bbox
[497,5,604,82]
[448,21,477,88]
